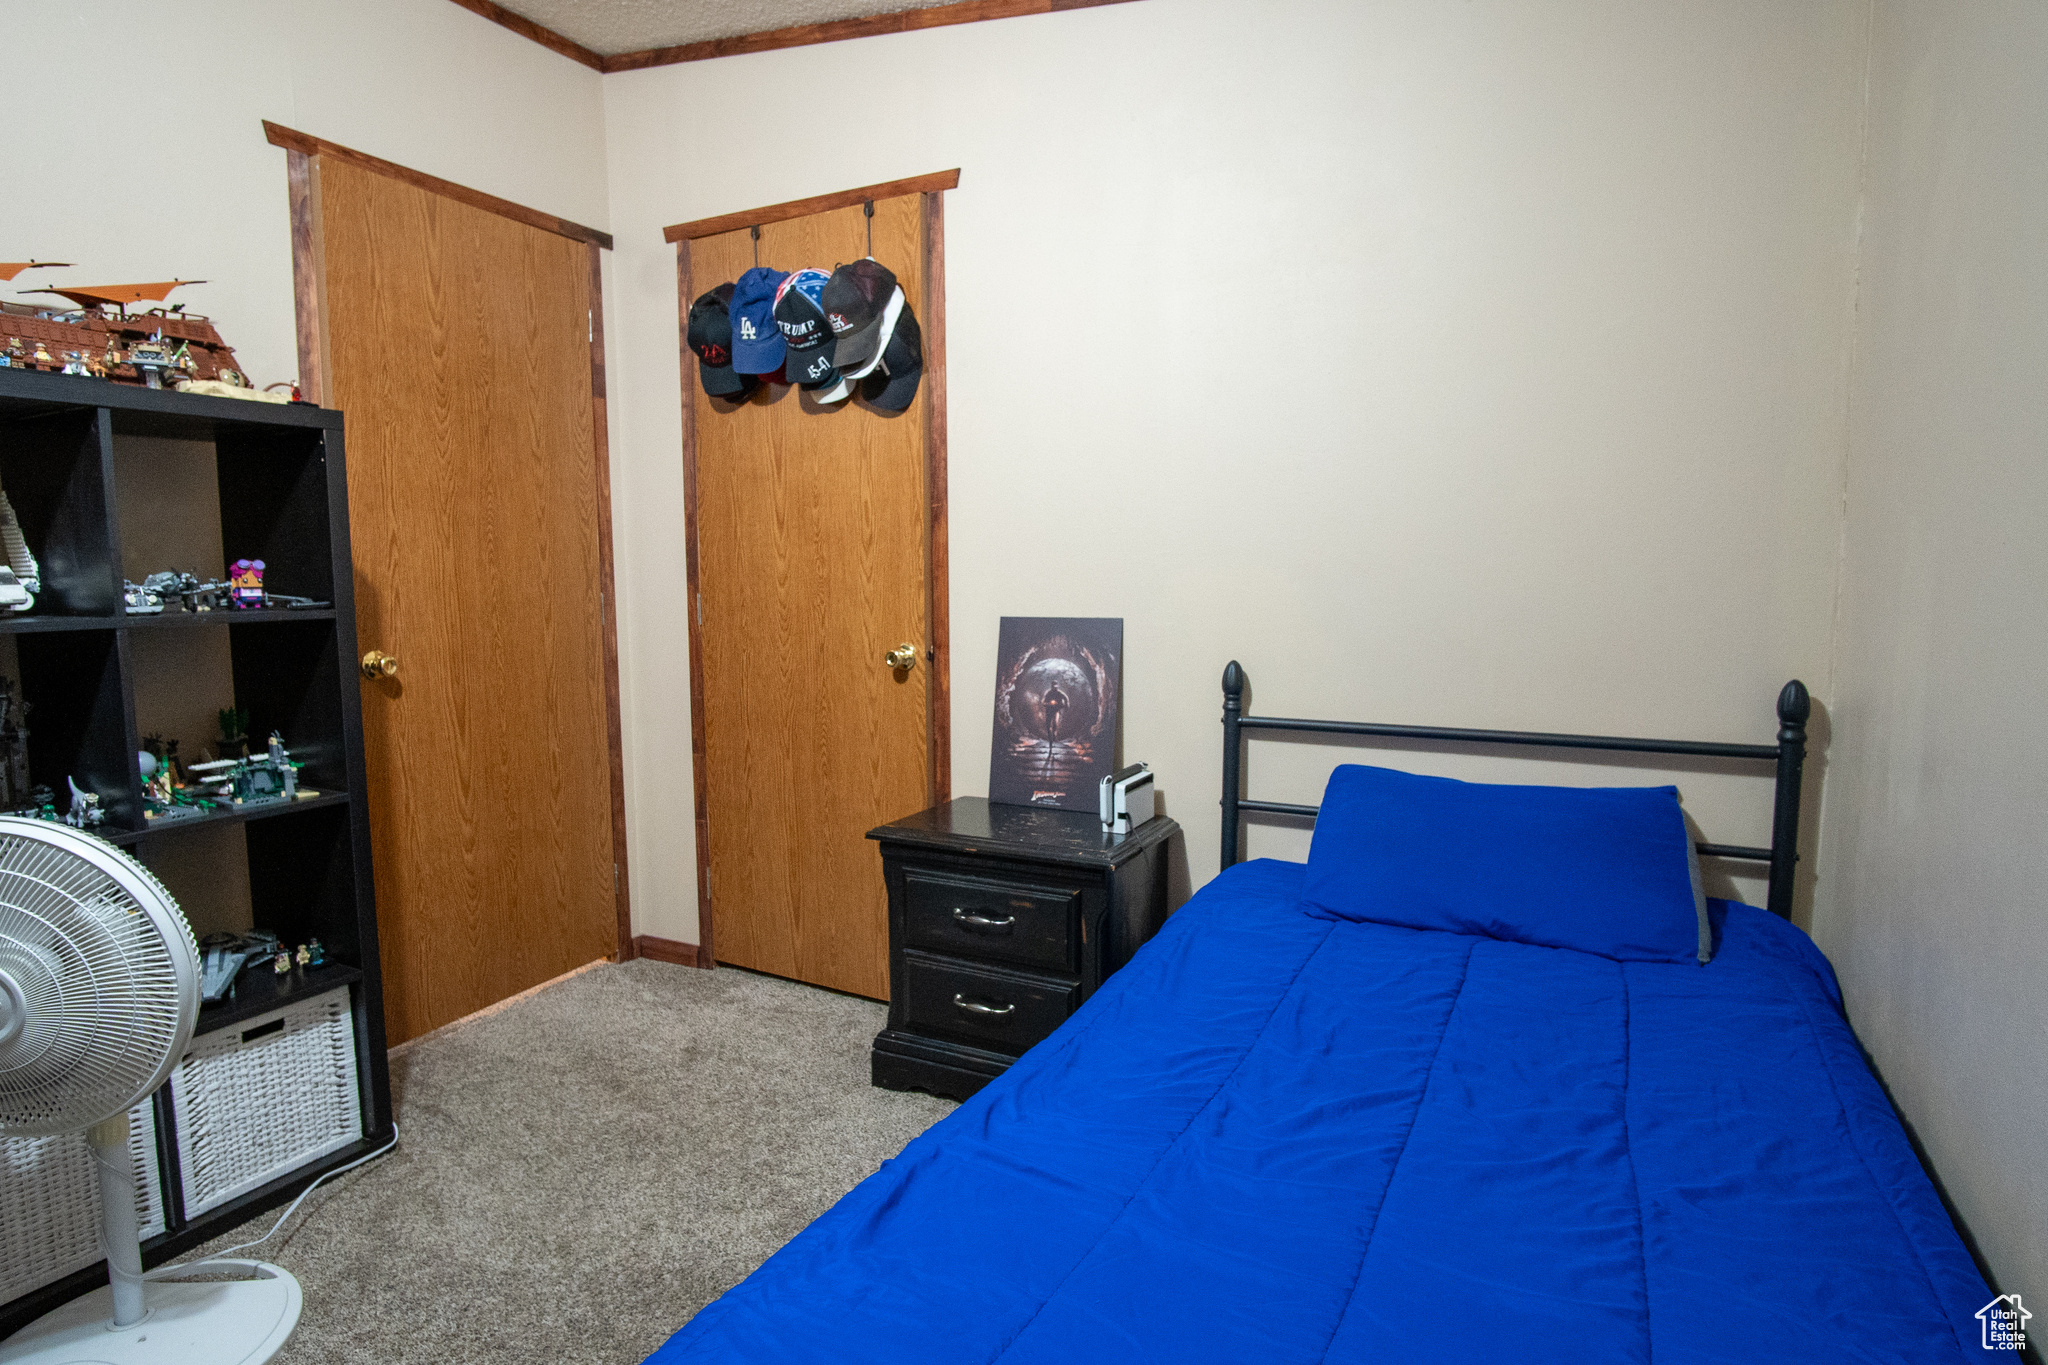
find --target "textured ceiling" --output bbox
[493,0,965,55]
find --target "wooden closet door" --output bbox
[690,195,931,1000]
[316,158,618,1044]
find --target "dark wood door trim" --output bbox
[270,129,634,966]
[263,121,614,250]
[284,150,330,406]
[663,170,961,243]
[922,191,952,804]
[675,182,953,967]
[634,934,714,968]
[586,242,635,961]
[676,239,716,969]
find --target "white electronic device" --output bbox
[1099,763,1155,835]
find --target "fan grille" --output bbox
[0,822,197,1137]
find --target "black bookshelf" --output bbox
[0,368,391,1339]
[195,962,366,1037]
[102,789,354,847]
[0,607,337,633]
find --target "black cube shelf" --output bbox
[0,368,391,1340]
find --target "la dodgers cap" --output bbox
[821,259,904,380]
[729,267,788,374]
[775,268,842,389]
[686,283,756,399]
[859,304,922,412]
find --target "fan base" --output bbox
[0,1261,300,1365]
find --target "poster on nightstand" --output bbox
[989,616,1122,811]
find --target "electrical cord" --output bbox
[145,1121,401,1280]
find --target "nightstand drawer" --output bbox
[871,798,1179,1099]
[902,870,1079,971]
[900,951,1079,1056]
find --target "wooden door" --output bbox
[312,157,621,1044]
[687,194,936,1000]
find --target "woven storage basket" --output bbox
[0,1101,165,1305]
[169,986,362,1219]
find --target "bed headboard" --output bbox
[1218,663,1812,919]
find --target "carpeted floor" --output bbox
[178,958,955,1364]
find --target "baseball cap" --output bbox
[774,269,840,388]
[729,267,788,374]
[821,259,904,380]
[686,283,756,399]
[859,304,922,412]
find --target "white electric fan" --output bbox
[0,817,301,1364]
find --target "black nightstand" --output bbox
[868,797,1180,1100]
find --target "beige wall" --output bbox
[1812,0,2048,1305]
[3,0,614,952]
[3,1,608,395]
[10,0,2039,1316]
[602,0,1869,943]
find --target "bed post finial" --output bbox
[1767,679,1810,920]
[1221,662,1245,872]
[1777,679,1810,728]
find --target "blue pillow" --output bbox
[1301,764,1710,963]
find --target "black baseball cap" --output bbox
[859,304,922,412]
[687,283,756,399]
[774,269,841,389]
[821,259,903,379]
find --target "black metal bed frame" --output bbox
[1219,662,1812,919]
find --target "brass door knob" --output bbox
[360,650,399,680]
[883,643,919,671]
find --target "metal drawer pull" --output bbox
[951,908,1016,932]
[953,993,1015,1017]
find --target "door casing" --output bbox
[267,121,633,1029]
[668,173,956,974]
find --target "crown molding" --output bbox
[445,0,606,69]
[444,0,1141,75]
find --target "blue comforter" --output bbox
[649,860,1997,1363]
